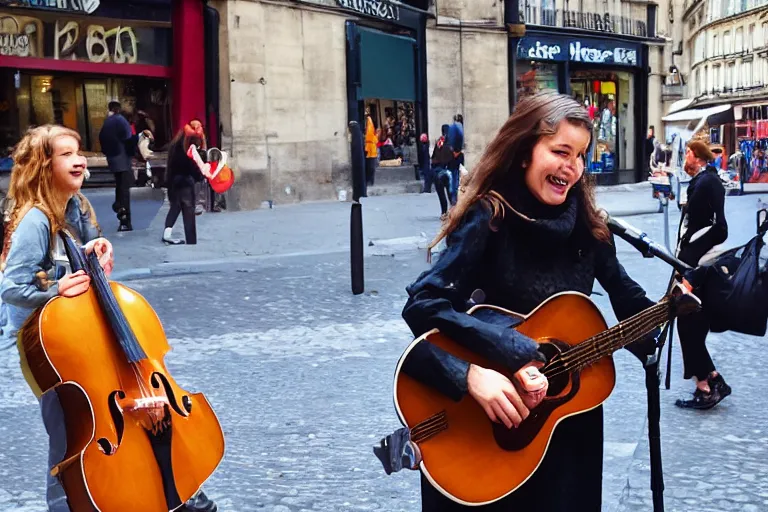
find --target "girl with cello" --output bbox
[0,125,217,512]
[401,92,659,511]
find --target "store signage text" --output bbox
[336,0,399,21]
[0,28,30,56]
[54,20,138,63]
[524,40,562,60]
[570,41,637,66]
[0,14,42,57]
[0,13,142,63]
[519,38,639,66]
[0,0,100,14]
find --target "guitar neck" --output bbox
[543,299,671,378]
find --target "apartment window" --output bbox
[750,24,756,51]
[735,61,741,88]
[709,33,716,57]
[713,35,719,56]
[695,32,706,63]
[763,22,768,47]
[736,27,744,52]
[744,61,752,87]
[724,30,732,54]
[714,64,722,91]
[711,0,723,20]
[726,62,734,90]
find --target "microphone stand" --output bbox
[606,217,692,512]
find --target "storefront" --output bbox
[0,0,212,178]
[516,31,650,184]
[344,1,427,169]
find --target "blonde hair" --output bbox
[1,125,99,265]
[428,91,609,257]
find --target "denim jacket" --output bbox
[0,195,101,340]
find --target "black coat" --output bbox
[401,185,655,511]
[679,168,728,266]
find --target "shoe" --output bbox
[179,490,217,512]
[118,223,133,232]
[162,237,185,245]
[674,385,727,410]
[708,373,732,400]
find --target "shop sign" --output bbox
[336,0,399,21]
[0,0,100,14]
[570,41,636,66]
[0,12,169,65]
[0,14,43,57]
[518,36,640,67]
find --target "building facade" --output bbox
[515,0,665,184]
[0,0,211,182]
[0,0,670,209]
[663,0,768,186]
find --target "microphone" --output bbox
[605,217,692,274]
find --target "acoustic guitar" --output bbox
[389,288,698,506]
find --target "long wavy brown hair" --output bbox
[1,125,98,266]
[428,91,610,254]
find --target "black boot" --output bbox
[117,209,133,232]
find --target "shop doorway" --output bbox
[0,69,173,155]
[346,23,421,168]
[570,70,635,176]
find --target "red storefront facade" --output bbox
[0,0,212,165]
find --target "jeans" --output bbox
[165,176,198,244]
[113,171,133,225]
[434,169,451,215]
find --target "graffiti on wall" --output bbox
[0,0,100,14]
[54,20,138,63]
[0,14,43,56]
[0,13,146,64]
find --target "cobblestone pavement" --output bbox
[0,190,765,511]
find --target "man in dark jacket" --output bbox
[99,101,138,231]
[676,140,730,410]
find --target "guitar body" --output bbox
[393,292,614,506]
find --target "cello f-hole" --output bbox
[151,372,190,417]
[97,390,126,455]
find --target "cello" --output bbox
[18,232,225,511]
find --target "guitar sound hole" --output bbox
[538,340,574,396]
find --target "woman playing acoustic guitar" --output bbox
[0,125,217,512]
[401,92,657,511]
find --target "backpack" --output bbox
[687,207,768,336]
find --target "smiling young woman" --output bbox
[401,91,659,511]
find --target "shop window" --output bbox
[516,61,559,100]
[0,70,173,154]
[570,71,633,173]
[365,100,417,165]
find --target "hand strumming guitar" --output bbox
[467,362,548,429]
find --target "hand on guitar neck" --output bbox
[467,362,549,429]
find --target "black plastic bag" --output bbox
[687,210,768,336]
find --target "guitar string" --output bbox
[542,312,670,380]
[543,311,667,378]
[543,300,669,370]
[545,301,668,368]
[541,305,670,379]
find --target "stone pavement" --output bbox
[91,182,664,281]
[0,185,762,511]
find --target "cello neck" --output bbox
[60,233,147,363]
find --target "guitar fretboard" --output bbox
[542,299,671,379]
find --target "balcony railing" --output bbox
[520,5,650,38]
